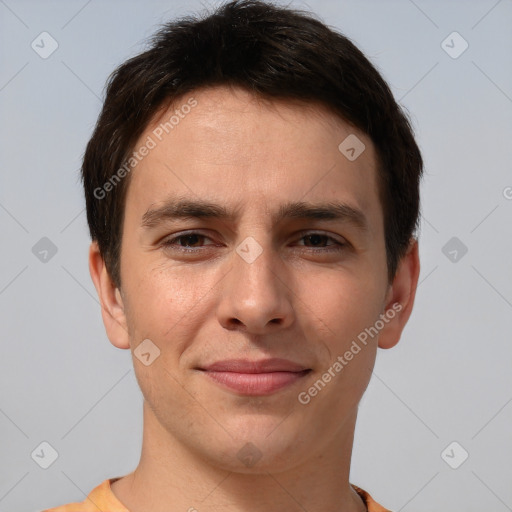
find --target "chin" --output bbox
[203,422,309,474]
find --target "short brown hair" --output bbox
[82,0,423,288]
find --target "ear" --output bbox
[88,241,130,350]
[378,238,420,349]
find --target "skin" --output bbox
[89,85,420,512]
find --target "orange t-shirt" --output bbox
[42,478,391,512]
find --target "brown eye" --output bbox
[296,232,345,251]
[162,231,215,252]
[174,234,205,247]
[302,234,330,247]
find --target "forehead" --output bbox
[125,86,382,231]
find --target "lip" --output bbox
[198,358,311,396]
[200,358,309,373]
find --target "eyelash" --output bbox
[161,231,346,254]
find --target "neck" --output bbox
[112,401,366,512]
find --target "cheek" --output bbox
[298,269,385,350]
[122,264,213,417]
[121,255,224,351]
[133,279,184,331]
[295,273,382,422]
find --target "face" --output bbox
[93,86,414,473]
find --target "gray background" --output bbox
[0,0,511,511]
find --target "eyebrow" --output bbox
[141,197,369,232]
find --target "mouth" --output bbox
[197,358,312,396]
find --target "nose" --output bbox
[216,237,295,335]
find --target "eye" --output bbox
[295,232,346,252]
[160,230,347,255]
[161,231,216,252]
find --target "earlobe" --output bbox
[378,238,420,349]
[88,241,131,350]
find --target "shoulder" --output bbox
[41,478,129,512]
[351,483,393,512]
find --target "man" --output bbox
[44,1,422,510]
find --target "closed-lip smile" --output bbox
[197,358,311,395]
